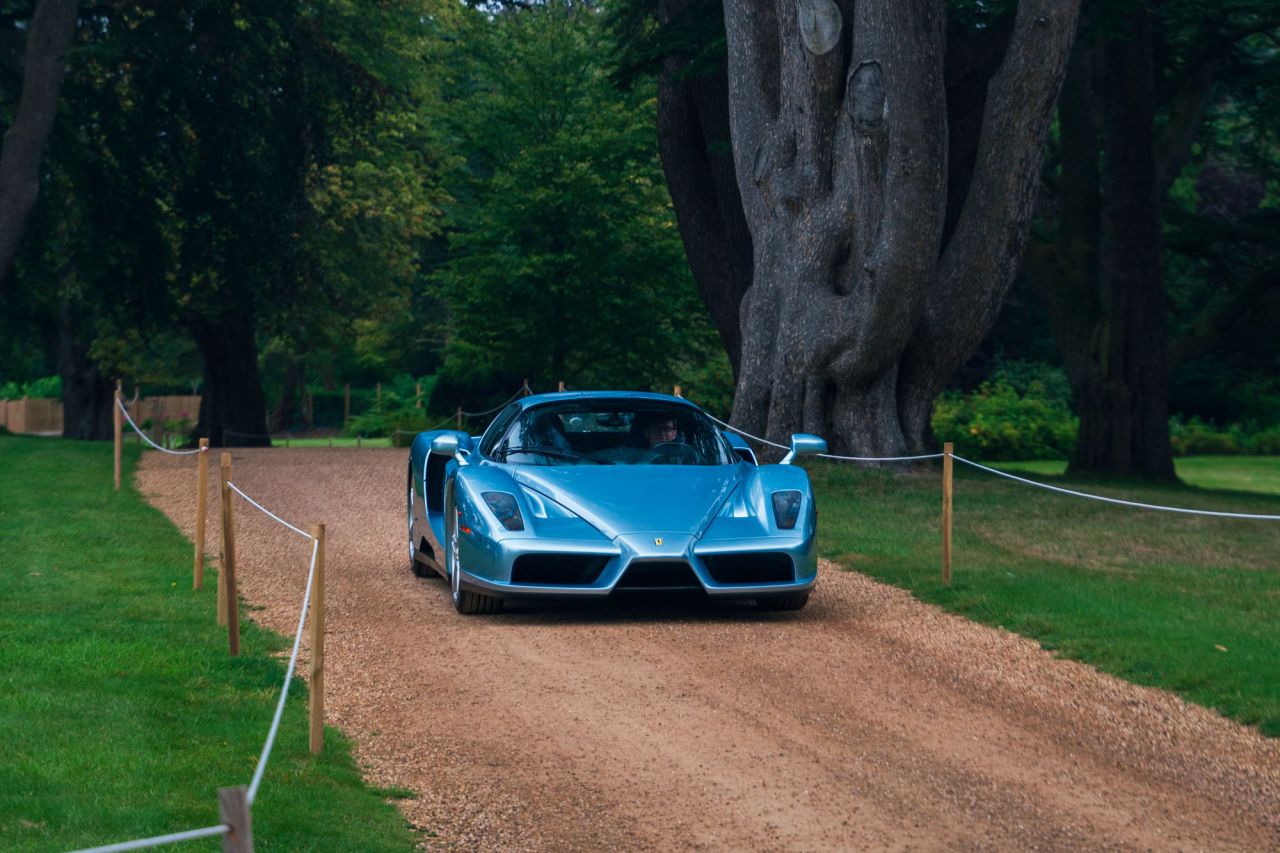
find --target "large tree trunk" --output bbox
[191,312,271,447]
[0,0,78,293]
[1030,15,1176,480]
[655,0,753,379]
[57,296,112,440]
[722,0,1080,453]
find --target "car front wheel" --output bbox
[447,498,503,615]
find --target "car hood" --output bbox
[510,464,742,540]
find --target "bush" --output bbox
[0,375,61,400]
[933,379,1077,461]
[344,393,454,446]
[1169,417,1280,457]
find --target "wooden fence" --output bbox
[0,397,62,434]
[1,395,202,437]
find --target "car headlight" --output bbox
[771,490,802,530]
[482,491,525,531]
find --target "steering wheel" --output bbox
[642,441,699,465]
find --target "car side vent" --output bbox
[615,561,701,590]
[702,553,794,584]
[511,554,608,586]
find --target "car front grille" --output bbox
[614,561,702,590]
[511,554,609,586]
[701,552,795,584]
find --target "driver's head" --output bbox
[640,414,678,446]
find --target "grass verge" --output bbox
[0,435,417,851]
[809,457,1280,736]
[1000,455,1280,495]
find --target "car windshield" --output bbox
[490,401,736,466]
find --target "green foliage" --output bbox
[429,1,724,403]
[0,375,61,400]
[1169,417,1280,456]
[0,436,417,850]
[344,393,448,445]
[933,362,1077,460]
[807,458,1280,735]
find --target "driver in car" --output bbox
[640,416,679,447]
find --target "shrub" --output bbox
[933,379,1077,461]
[0,375,61,400]
[1169,417,1280,457]
[344,393,454,446]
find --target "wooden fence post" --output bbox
[113,380,123,491]
[942,442,953,586]
[522,378,531,396]
[309,523,326,754]
[217,786,253,853]
[456,406,462,430]
[194,439,210,589]
[673,385,682,397]
[557,380,565,392]
[415,383,422,409]
[343,384,351,426]
[218,453,237,644]
[376,382,382,411]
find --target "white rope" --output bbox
[820,450,945,462]
[460,384,528,418]
[227,482,313,540]
[701,411,790,450]
[952,454,1280,520]
[70,823,229,853]
[248,536,320,804]
[701,411,943,462]
[116,399,205,456]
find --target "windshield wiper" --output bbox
[501,445,613,465]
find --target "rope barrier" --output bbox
[116,399,206,456]
[701,408,1277,518]
[248,535,320,804]
[459,384,528,418]
[701,411,943,462]
[227,482,314,540]
[71,824,229,853]
[951,455,1280,521]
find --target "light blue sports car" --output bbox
[406,391,826,614]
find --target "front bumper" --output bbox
[451,529,817,599]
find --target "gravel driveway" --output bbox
[138,448,1280,850]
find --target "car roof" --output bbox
[516,391,702,411]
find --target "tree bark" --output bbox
[191,312,271,447]
[57,295,112,440]
[655,0,753,379]
[721,0,1080,454]
[0,0,78,293]
[1029,15,1177,480]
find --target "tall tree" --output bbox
[1026,2,1280,477]
[0,0,77,293]
[431,1,723,406]
[711,0,1081,454]
[21,1,447,444]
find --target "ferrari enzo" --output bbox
[406,391,826,614]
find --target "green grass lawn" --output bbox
[1000,455,1280,495]
[809,457,1280,736]
[0,436,417,851]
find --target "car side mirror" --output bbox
[431,433,470,466]
[781,433,827,465]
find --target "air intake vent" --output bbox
[615,561,701,590]
[702,553,794,584]
[511,554,608,586]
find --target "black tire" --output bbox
[447,490,504,615]
[756,592,809,612]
